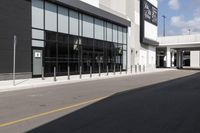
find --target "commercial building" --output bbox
[157,34,200,68]
[0,0,158,80]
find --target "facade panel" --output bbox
[113,24,118,43]
[95,19,104,40]
[106,22,112,42]
[32,29,44,40]
[32,0,44,29]
[58,6,69,34]
[118,26,123,44]
[123,28,127,44]
[32,40,44,47]
[69,10,79,36]
[45,2,57,32]
[82,14,94,38]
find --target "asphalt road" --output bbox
[0,70,200,133]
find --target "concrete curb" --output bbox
[0,69,175,93]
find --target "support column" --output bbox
[171,50,175,67]
[176,50,183,69]
[166,47,171,68]
[176,50,180,69]
[181,51,184,68]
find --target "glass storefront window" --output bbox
[32,1,128,76]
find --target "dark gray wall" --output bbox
[0,0,31,74]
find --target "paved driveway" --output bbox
[0,70,199,133]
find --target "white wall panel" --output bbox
[32,40,44,47]
[147,0,158,7]
[58,6,68,34]
[123,28,127,44]
[95,19,104,40]
[139,50,147,65]
[32,29,44,40]
[80,0,99,7]
[144,21,157,41]
[79,14,82,36]
[69,10,79,36]
[83,14,94,38]
[123,51,127,69]
[32,0,44,29]
[113,24,118,43]
[148,46,156,66]
[191,51,200,67]
[106,22,112,42]
[45,2,57,32]
[118,26,123,43]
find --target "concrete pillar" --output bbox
[171,50,175,67]
[176,50,183,69]
[176,50,180,69]
[166,47,171,67]
[181,51,183,68]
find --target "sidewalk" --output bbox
[0,68,174,93]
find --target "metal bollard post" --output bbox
[120,65,122,74]
[135,65,137,73]
[54,66,56,81]
[68,65,70,80]
[107,65,109,76]
[143,65,145,72]
[131,65,133,73]
[90,66,92,78]
[42,66,44,80]
[139,65,142,72]
[114,64,116,75]
[80,66,82,79]
[99,65,101,77]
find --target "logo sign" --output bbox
[143,0,158,26]
[35,52,41,58]
[144,1,152,21]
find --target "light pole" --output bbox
[188,29,191,35]
[162,15,166,37]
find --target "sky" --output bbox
[158,0,200,36]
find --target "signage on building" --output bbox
[143,0,158,26]
[140,0,159,45]
[35,52,41,58]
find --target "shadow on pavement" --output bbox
[27,72,200,133]
[181,67,200,71]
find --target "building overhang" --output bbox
[48,0,131,27]
[141,38,159,46]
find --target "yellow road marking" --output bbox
[0,96,108,127]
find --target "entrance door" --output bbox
[33,49,43,77]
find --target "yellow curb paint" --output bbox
[0,96,108,127]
